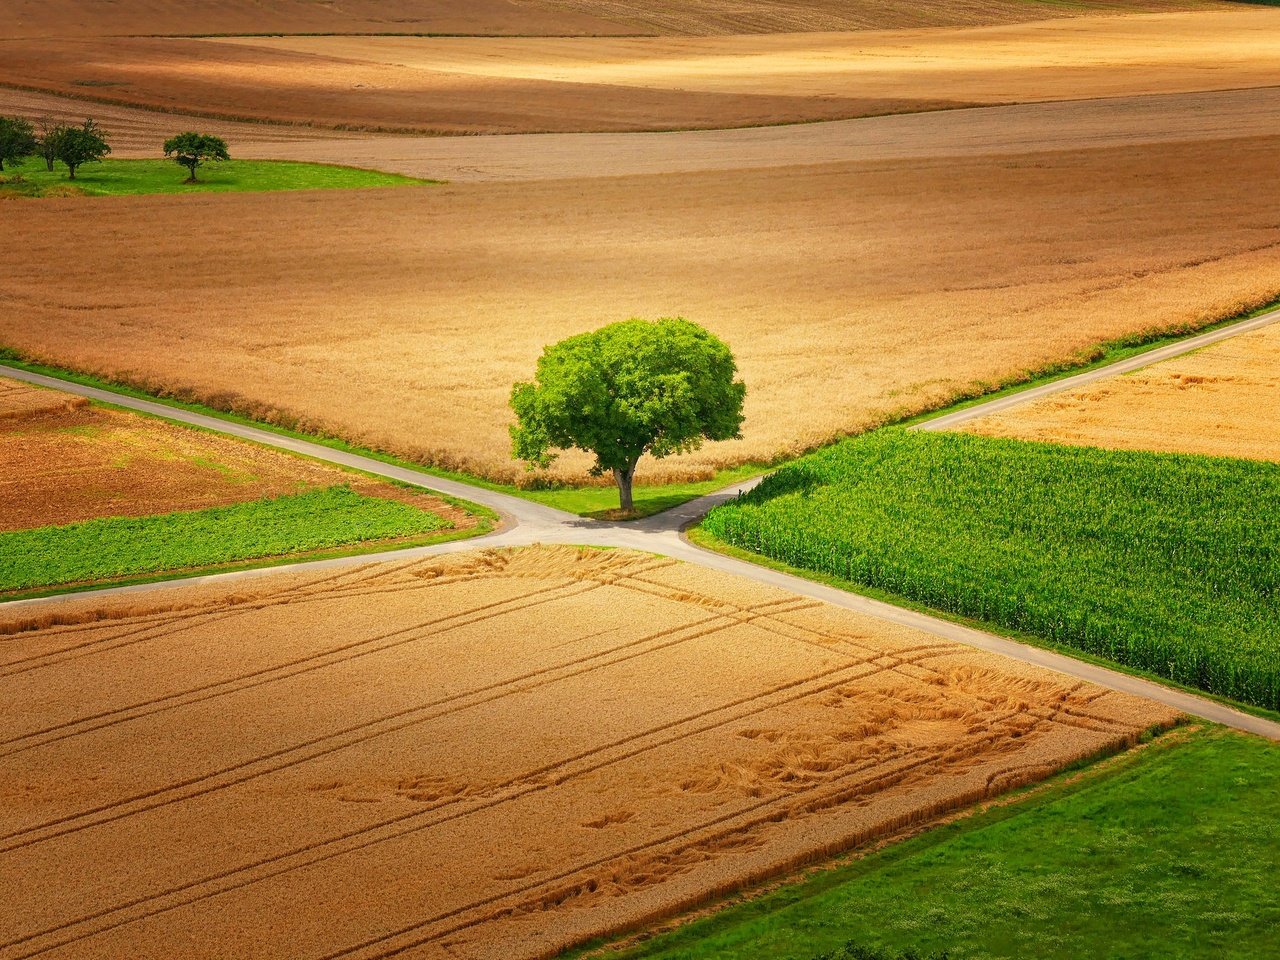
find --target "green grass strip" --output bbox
[704,430,1280,710]
[0,158,431,197]
[588,727,1280,960]
[0,485,448,592]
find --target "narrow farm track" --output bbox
[2,308,1278,744]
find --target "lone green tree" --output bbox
[510,317,746,513]
[163,131,229,183]
[53,119,110,179]
[0,116,37,172]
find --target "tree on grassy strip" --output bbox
[163,131,229,183]
[0,116,37,172]
[510,317,745,513]
[53,119,110,180]
[35,117,64,172]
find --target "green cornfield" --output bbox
[704,430,1280,710]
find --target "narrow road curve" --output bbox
[3,307,1278,740]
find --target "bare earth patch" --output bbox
[0,376,472,532]
[960,321,1280,462]
[0,546,1176,960]
[3,11,1275,133]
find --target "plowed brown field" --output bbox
[5,135,1280,484]
[0,546,1177,960]
[4,10,1273,133]
[961,321,1280,462]
[0,377,472,532]
[0,0,1215,40]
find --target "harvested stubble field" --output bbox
[0,376,471,532]
[962,320,1280,462]
[6,10,1276,133]
[0,546,1176,960]
[4,134,1280,484]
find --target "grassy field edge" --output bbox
[684,524,1280,725]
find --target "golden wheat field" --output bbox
[0,376,472,532]
[6,10,1276,134]
[4,135,1280,484]
[0,546,1176,960]
[961,321,1280,461]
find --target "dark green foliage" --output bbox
[814,946,949,960]
[0,485,448,593]
[0,115,37,171]
[705,429,1280,709]
[163,131,230,181]
[510,317,746,511]
[51,118,111,179]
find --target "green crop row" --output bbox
[0,485,450,593]
[704,430,1280,710]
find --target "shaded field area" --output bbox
[4,135,1280,484]
[593,726,1280,960]
[0,377,480,593]
[4,10,1276,133]
[703,430,1280,709]
[0,547,1174,959]
[963,319,1280,462]
[0,159,427,198]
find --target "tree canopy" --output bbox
[510,317,746,512]
[53,119,110,179]
[0,116,37,172]
[163,131,230,182]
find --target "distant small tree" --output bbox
[0,116,37,172]
[53,119,110,180]
[35,116,65,172]
[163,131,229,182]
[510,317,746,513]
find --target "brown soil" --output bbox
[961,322,1280,461]
[0,545,1177,959]
[0,376,470,532]
[3,135,1279,484]
[2,10,1274,134]
[0,0,633,40]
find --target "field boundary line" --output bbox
[914,303,1280,432]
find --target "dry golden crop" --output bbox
[0,546,1176,959]
[961,322,1280,461]
[4,134,1279,485]
[4,10,1276,133]
[0,377,473,532]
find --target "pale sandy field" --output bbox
[0,376,472,532]
[4,10,1275,133]
[4,135,1279,484]
[0,546,1176,960]
[961,320,1280,462]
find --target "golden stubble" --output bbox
[0,546,1177,958]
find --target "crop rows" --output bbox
[704,430,1280,710]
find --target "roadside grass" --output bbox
[0,484,474,596]
[703,430,1280,711]
[578,726,1280,960]
[0,158,431,197]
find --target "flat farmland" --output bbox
[4,10,1276,133]
[4,135,1280,484]
[961,320,1280,462]
[0,376,470,532]
[0,546,1176,960]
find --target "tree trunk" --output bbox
[45,156,54,172]
[614,465,636,513]
[67,164,76,180]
